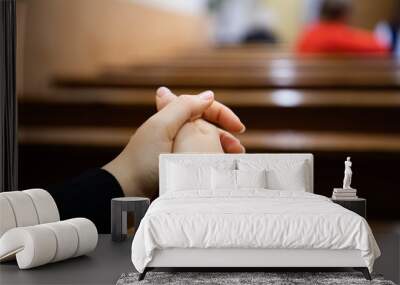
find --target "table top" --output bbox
[331,198,366,202]
[112,197,149,202]
[0,235,133,285]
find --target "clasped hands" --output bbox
[103,87,245,198]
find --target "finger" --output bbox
[148,91,214,141]
[219,129,246,153]
[156,87,246,133]
[204,101,245,133]
[156,88,213,114]
[156,87,176,111]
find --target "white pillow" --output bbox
[166,158,236,171]
[236,169,267,189]
[167,163,211,191]
[211,168,236,190]
[238,159,308,191]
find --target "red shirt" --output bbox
[296,21,389,55]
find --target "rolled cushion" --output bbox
[65,218,98,257]
[23,189,60,224]
[0,226,57,269]
[0,191,39,227]
[42,221,79,262]
[0,196,17,237]
[0,189,60,238]
[0,218,98,269]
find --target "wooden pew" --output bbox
[21,88,400,107]
[125,56,400,69]
[18,126,400,153]
[18,52,400,220]
[19,88,400,146]
[54,56,400,89]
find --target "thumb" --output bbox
[155,87,176,111]
[146,91,214,141]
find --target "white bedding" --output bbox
[131,190,380,273]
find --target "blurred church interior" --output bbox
[16,0,400,282]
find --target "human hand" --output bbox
[103,87,245,198]
[156,87,246,154]
[172,119,224,153]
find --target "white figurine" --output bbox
[343,157,353,189]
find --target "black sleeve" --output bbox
[47,168,124,233]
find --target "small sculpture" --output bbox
[332,157,357,199]
[343,157,353,189]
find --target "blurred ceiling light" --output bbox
[271,90,302,107]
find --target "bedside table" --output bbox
[331,198,366,219]
[111,197,150,242]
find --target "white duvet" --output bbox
[131,190,380,273]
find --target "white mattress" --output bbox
[131,190,380,273]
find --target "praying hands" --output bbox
[102,87,246,199]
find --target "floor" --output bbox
[0,235,134,284]
[370,221,400,284]
[0,222,398,284]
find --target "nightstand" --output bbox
[331,198,366,219]
[111,197,150,242]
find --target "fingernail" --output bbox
[157,86,170,97]
[239,124,246,134]
[199,91,214,101]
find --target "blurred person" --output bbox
[241,26,278,44]
[296,0,388,55]
[375,1,400,57]
[47,88,246,233]
[209,0,278,44]
[241,0,278,44]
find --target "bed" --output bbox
[131,153,380,280]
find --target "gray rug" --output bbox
[117,272,396,285]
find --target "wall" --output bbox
[267,0,304,44]
[19,0,209,95]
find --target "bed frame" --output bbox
[139,154,371,280]
[141,248,370,280]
